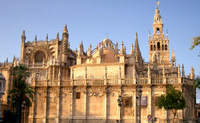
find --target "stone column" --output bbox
[69,90,73,121]
[147,90,152,121]
[43,88,47,123]
[133,91,137,122]
[83,89,87,123]
[56,88,60,123]
[103,90,107,123]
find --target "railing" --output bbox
[87,80,104,85]
[152,78,163,84]
[31,77,186,87]
[137,78,148,84]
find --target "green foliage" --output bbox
[194,76,200,89]
[9,64,35,123]
[9,64,34,107]
[158,86,186,118]
[190,35,200,50]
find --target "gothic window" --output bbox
[157,42,160,50]
[154,45,156,51]
[162,44,164,50]
[34,51,46,63]
[123,97,132,107]
[151,45,153,51]
[76,92,80,99]
[165,44,168,50]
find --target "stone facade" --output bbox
[0,4,196,123]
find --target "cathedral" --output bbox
[0,3,196,123]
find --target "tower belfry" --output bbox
[149,2,169,63]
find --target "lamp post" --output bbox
[117,95,123,123]
[0,73,6,123]
[21,101,26,123]
[137,85,142,123]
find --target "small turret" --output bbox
[62,24,69,65]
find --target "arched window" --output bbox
[154,45,156,51]
[165,44,168,50]
[151,45,153,51]
[156,28,160,34]
[162,44,164,50]
[35,51,46,63]
[157,42,160,51]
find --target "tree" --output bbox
[158,86,186,123]
[194,76,200,89]
[190,35,200,50]
[190,35,200,56]
[9,64,34,123]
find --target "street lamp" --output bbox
[117,96,123,123]
[137,85,142,123]
[21,101,26,123]
[0,73,6,123]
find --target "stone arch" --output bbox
[157,42,160,50]
[31,50,48,63]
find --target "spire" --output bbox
[62,24,69,55]
[35,35,37,42]
[171,50,176,59]
[88,44,92,57]
[134,32,140,55]
[130,43,134,55]
[46,33,48,41]
[120,41,124,55]
[178,64,181,77]
[115,42,118,54]
[63,24,68,33]
[21,30,26,43]
[182,64,185,77]
[57,32,59,40]
[124,46,126,54]
[190,66,194,79]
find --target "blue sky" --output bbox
[0,1,200,100]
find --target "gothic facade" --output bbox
[0,4,196,123]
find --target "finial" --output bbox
[35,35,37,41]
[156,1,159,9]
[130,43,134,55]
[115,42,118,54]
[21,30,26,42]
[182,64,185,77]
[178,64,180,77]
[120,41,124,55]
[124,46,126,54]
[46,33,48,41]
[106,33,108,39]
[63,24,68,33]
[57,32,59,40]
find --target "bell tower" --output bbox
[149,2,169,63]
